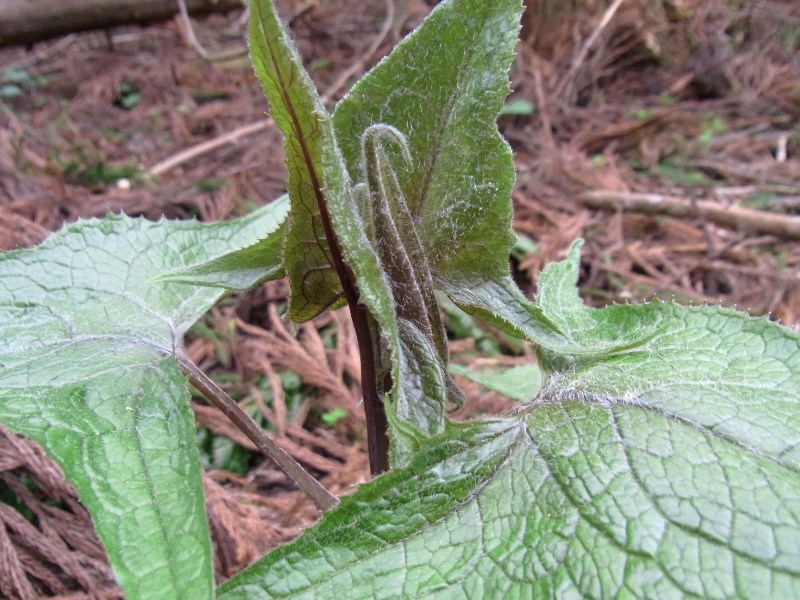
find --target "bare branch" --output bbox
[578,190,800,240]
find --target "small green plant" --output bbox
[115,81,141,110]
[1,0,799,598]
[320,408,348,427]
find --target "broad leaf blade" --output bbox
[218,248,800,598]
[537,243,800,464]
[158,194,288,290]
[535,239,671,355]
[0,205,283,599]
[249,0,346,321]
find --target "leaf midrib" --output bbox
[130,364,184,597]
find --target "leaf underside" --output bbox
[249,0,349,322]
[219,246,800,599]
[0,203,285,599]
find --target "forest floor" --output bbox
[1,0,799,596]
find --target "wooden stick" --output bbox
[175,0,247,62]
[0,0,243,47]
[555,0,626,99]
[578,190,800,240]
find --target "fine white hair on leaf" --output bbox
[360,123,412,172]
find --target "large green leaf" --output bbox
[218,247,800,598]
[0,203,284,599]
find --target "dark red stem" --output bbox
[260,12,390,475]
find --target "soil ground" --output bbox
[1,0,799,596]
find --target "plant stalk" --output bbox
[349,306,391,474]
[307,189,390,473]
[275,97,390,473]
[178,354,339,512]
[253,0,390,474]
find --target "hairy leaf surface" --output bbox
[249,0,346,320]
[332,0,576,349]
[0,205,283,599]
[250,0,453,449]
[159,194,288,290]
[218,247,800,599]
[334,0,520,273]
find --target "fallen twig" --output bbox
[554,0,626,100]
[578,190,800,240]
[175,0,248,61]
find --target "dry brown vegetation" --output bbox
[1,0,799,595]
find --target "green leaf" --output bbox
[249,0,451,453]
[536,243,800,464]
[218,247,800,598]
[449,363,541,402]
[331,0,659,360]
[249,0,347,321]
[444,240,669,362]
[334,0,521,274]
[534,240,677,362]
[0,205,283,599]
[332,0,569,345]
[158,195,289,290]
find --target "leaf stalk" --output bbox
[178,354,339,512]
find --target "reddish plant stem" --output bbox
[309,187,390,474]
[259,10,390,475]
[179,354,339,512]
[282,113,390,475]
[349,306,391,474]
